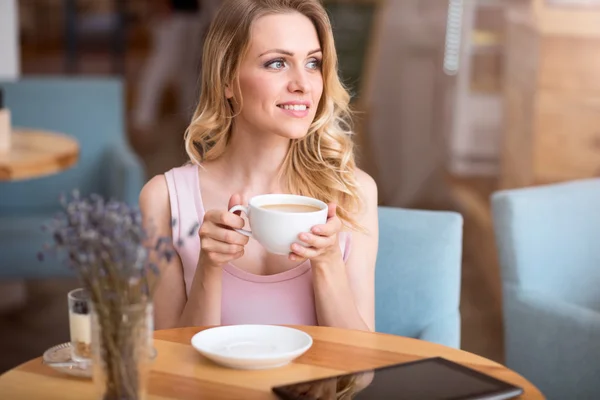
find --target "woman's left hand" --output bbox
[289,203,343,264]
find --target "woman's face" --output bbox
[227,12,324,140]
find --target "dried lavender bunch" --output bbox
[39,190,197,400]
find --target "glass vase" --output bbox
[91,302,154,400]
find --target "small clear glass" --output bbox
[68,288,91,362]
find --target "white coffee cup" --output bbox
[228,194,328,255]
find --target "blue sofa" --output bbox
[0,77,145,278]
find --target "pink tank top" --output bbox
[164,163,352,326]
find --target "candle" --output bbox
[0,88,11,152]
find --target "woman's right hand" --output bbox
[198,194,249,268]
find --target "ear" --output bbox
[225,83,234,99]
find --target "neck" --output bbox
[216,125,292,195]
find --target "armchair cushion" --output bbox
[375,207,463,349]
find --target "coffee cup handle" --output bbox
[228,205,253,237]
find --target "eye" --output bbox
[306,58,322,70]
[265,58,287,70]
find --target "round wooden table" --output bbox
[0,128,79,181]
[0,326,544,399]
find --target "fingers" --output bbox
[199,224,246,266]
[228,193,243,212]
[201,237,245,255]
[310,215,342,237]
[326,203,337,219]
[198,199,250,267]
[290,242,319,260]
[204,209,245,230]
[298,232,332,249]
[290,211,342,261]
[199,208,249,266]
[199,221,249,245]
[200,248,244,266]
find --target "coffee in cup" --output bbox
[228,194,327,255]
[259,204,322,213]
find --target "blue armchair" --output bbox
[0,77,145,279]
[375,206,463,349]
[492,179,600,400]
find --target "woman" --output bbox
[139,0,378,332]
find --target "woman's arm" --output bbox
[139,175,188,329]
[140,179,247,328]
[292,169,379,331]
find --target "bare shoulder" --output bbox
[139,174,169,208]
[139,174,171,231]
[355,168,378,207]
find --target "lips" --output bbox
[276,101,311,118]
[277,103,311,118]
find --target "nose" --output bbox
[287,69,310,94]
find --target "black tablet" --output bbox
[272,357,524,400]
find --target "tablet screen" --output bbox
[272,357,524,400]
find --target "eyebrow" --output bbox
[258,48,322,57]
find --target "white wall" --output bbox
[0,0,20,80]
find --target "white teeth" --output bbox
[281,104,307,111]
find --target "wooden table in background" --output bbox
[0,129,79,181]
[0,326,544,399]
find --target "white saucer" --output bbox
[191,325,313,370]
[42,342,92,378]
[42,342,157,379]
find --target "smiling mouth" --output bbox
[277,104,309,111]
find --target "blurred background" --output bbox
[1,0,600,376]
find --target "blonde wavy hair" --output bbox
[184,0,365,230]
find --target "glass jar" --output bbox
[91,302,154,400]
